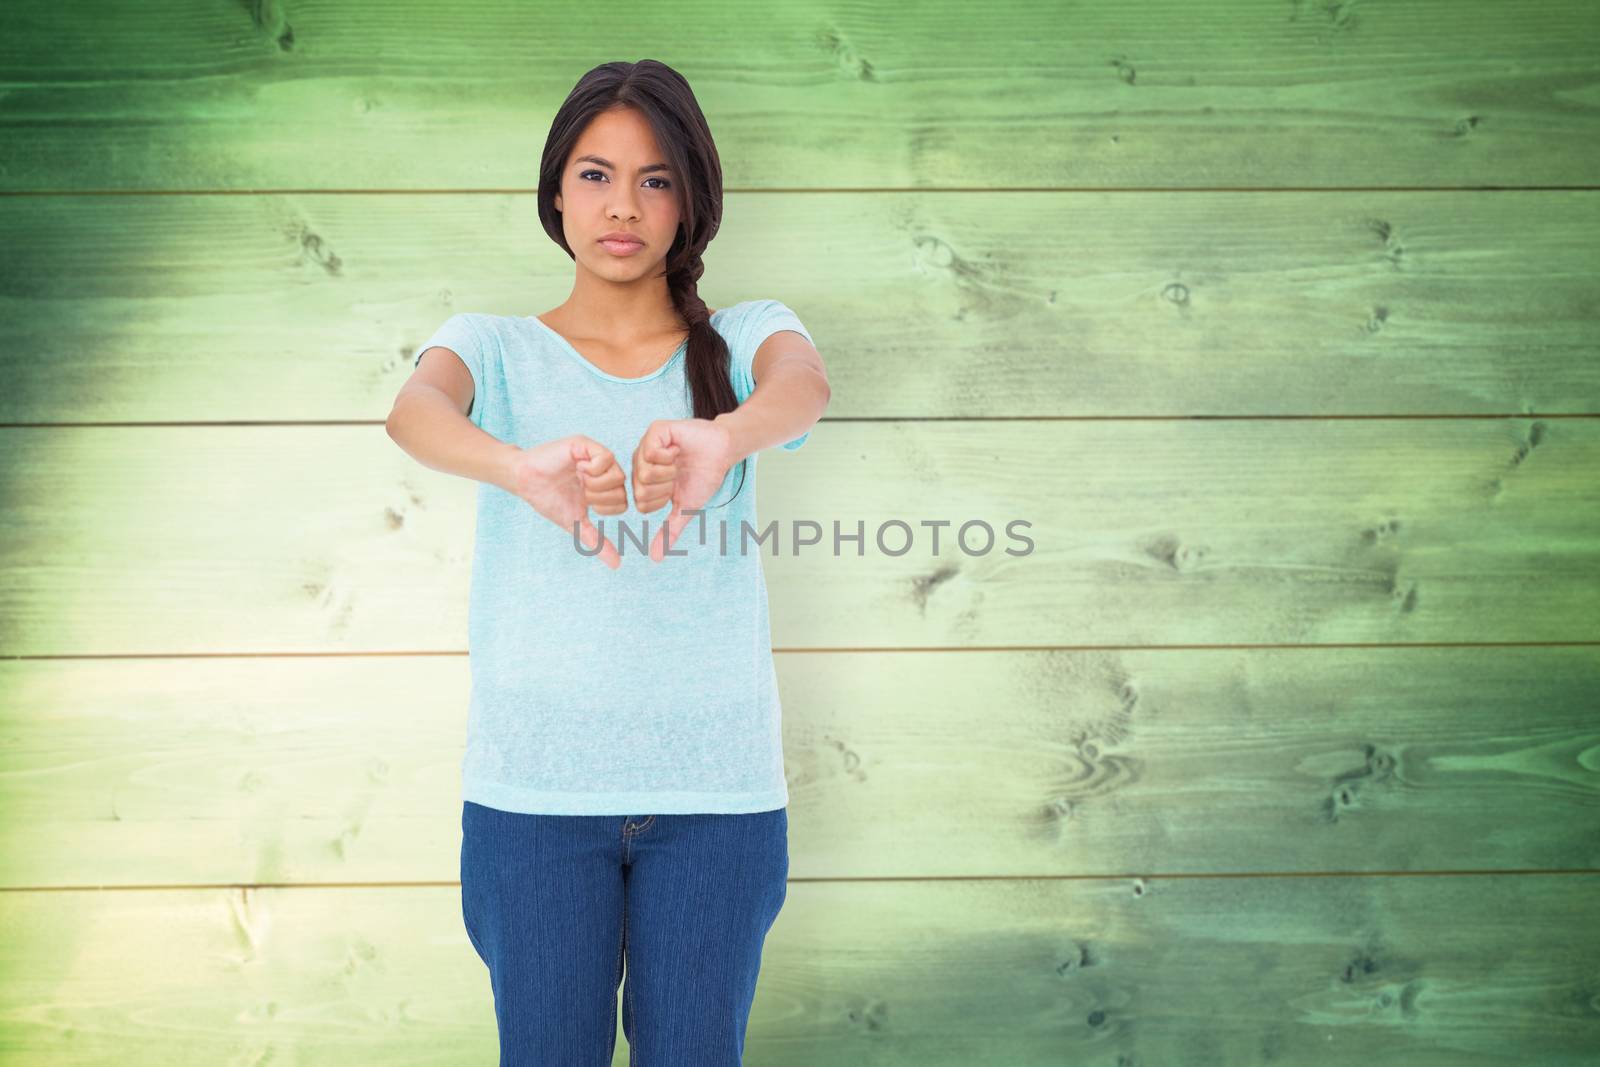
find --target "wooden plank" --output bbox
[3,190,1599,423]
[2,648,1598,889]
[1,420,1596,657]
[2,873,1596,1064]
[4,4,1595,1064]
[2,1,1598,190]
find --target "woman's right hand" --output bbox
[504,435,627,569]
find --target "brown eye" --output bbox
[578,169,671,189]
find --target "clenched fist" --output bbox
[630,417,737,563]
[505,434,628,569]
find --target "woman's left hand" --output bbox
[630,417,736,562]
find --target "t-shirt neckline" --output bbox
[526,308,727,385]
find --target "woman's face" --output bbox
[554,106,683,281]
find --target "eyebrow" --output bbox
[574,155,671,174]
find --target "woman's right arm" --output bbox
[390,343,627,568]
[386,345,519,493]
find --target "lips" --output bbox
[598,236,645,256]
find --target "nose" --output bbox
[606,186,641,223]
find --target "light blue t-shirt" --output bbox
[411,299,813,815]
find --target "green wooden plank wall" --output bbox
[2,1,1599,1063]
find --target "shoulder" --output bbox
[715,299,810,340]
[461,311,514,332]
[452,312,521,352]
[424,311,500,346]
[714,298,786,321]
[414,312,524,373]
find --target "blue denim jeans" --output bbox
[460,800,789,1065]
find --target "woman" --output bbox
[386,59,831,1065]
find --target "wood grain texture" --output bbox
[2,874,1598,1064]
[1,190,1598,423]
[3,0,1599,1062]
[2,648,1598,889]
[0,0,1597,190]
[1,420,1596,656]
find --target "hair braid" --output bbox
[668,253,748,507]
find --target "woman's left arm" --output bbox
[714,330,831,464]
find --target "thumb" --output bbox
[650,499,691,563]
[576,513,620,570]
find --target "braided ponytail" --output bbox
[669,252,749,507]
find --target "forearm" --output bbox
[713,361,830,464]
[386,387,521,493]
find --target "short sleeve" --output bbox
[727,299,816,451]
[412,313,488,428]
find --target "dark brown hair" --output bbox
[536,60,748,506]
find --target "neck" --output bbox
[553,269,684,339]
